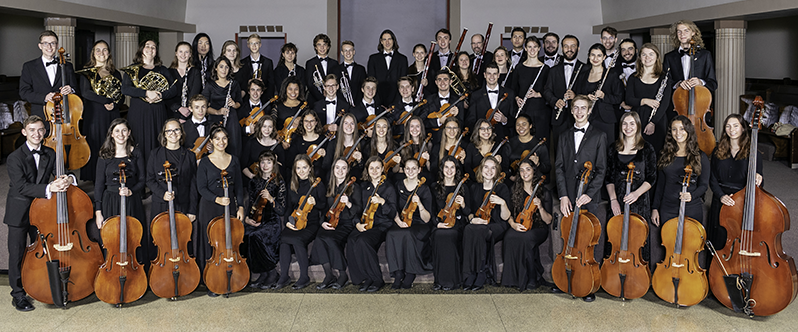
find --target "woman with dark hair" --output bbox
[507,114,550,185]
[242,115,284,180]
[502,160,552,291]
[575,43,624,145]
[146,119,198,221]
[202,56,243,158]
[79,40,122,182]
[466,118,509,178]
[272,76,307,128]
[453,51,479,93]
[93,118,148,264]
[285,110,328,179]
[274,43,306,90]
[626,43,670,154]
[121,39,179,163]
[408,44,428,93]
[368,29,408,107]
[167,41,202,121]
[430,156,470,290]
[191,33,214,89]
[221,40,247,98]
[511,36,551,140]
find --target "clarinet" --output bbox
[587,45,620,114]
[555,63,583,121]
[223,81,232,126]
[649,69,670,122]
[180,69,189,108]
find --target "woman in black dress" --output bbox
[398,116,433,179]
[79,40,122,182]
[347,157,397,292]
[408,44,428,94]
[191,33,214,89]
[322,113,365,180]
[386,158,433,289]
[242,115,284,180]
[502,160,552,291]
[651,115,710,267]
[244,150,287,289]
[466,118,509,178]
[146,119,198,222]
[367,117,400,179]
[431,156,470,290]
[431,117,467,172]
[511,37,550,140]
[202,56,243,158]
[604,112,657,270]
[453,52,480,93]
[196,126,245,294]
[221,40,247,99]
[575,43,624,145]
[625,43,670,155]
[313,157,361,290]
[272,76,307,131]
[274,154,327,290]
[285,110,327,180]
[493,46,512,87]
[93,119,148,265]
[167,41,202,121]
[462,156,511,291]
[507,114,550,185]
[274,43,306,91]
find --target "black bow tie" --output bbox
[545,56,556,61]
[512,51,522,56]
[252,103,261,108]
[622,63,635,69]
[563,62,574,67]
[680,49,690,56]
[574,127,586,133]
[402,102,415,107]
[46,60,58,67]
[384,52,393,57]
[488,90,499,94]
[30,149,43,155]
[365,103,374,108]
[344,63,353,68]
[326,100,336,105]
[319,57,328,62]
[195,120,206,126]
[439,97,449,102]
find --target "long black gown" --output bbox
[274,64,306,91]
[196,156,245,273]
[502,188,552,290]
[625,75,671,155]
[202,80,243,158]
[431,182,471,289]
[510,64,551,140]
[121,65,179,163]
[166,66,202,121]
[507,135,551,186]
[311,181,361,271]
[79,69,122,182]
[574,68,625,144]
[244,175,287,274]
[709,149,763,250]
[280,178,327,285]
[386,180,434,278]
[347,182,397,287]
[462,182,512,288]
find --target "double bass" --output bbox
[22,94,102,307]
[708,96,798,317]
[672,38,715,156]
[149,161,201,300]
[552,162,601,298]
[204,170,249,297]
[601,163,650,300]
[94,162,147,307]
[652,166,708,306]
[43,48,90,170]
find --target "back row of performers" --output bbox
[9,19,740,307]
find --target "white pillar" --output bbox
[649,27,673,56]
[44,17,76,57]
[115,26,139,67]
[714,20,747,139]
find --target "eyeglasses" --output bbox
[164,129,181,135]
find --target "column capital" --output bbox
[115,26,140,34]
[649,27,671,36]
[715,20,747,30]
[44,17,76,27]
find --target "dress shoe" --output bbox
[316,282,331,290]
[207,291,219,297]
[462,285,472,291]
[582,294,596,302]
[329,282,342,290]
[432,284,442,291]
[367,281,384,292]
[550,287,564,294]
[259,283,274,290]
[12,297,34,312]
[292,281,310,290]
[273,280,291,290]
[470,285,484,291]
[359,280,372,292]
[442,286,453,291]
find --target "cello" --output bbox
[552,162,602,298]
[204,170,249,297]
[361,175,387,230]
[43,48,90,170]
[474,172,506,222]
[601,163,650,300]
[94,162,148,307]
[327,177,357,228]
[672,38,715,156]
[22,94,102,307]
[515,176,546,230]
[708,97,798,317]
[400,177,427,227]
[437,174,469,228]
[652,165,708,307]
[149,161,201,300]
[287,177,322,230]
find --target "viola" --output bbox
[239,95,279,131]
[426,93,469,123]
[437,174,469,228]
[276,102,308,144]
[359,106,395,131]
[400,177,427,227]
[708,96,798,316]
[149,161,201,300]
[361,175,387,230]
[326,177,357,228]
[43,48,90,170]
[510,138,546,172]
[447,127,470,161]
[671,38,715,156]
[307,131,336,163]
[248,173,277,225]
[413,133,433,167]
[395,99,427,126]
[515,176,546,230]
[288,177,322,230]
[652,165,708,306]
[204,170,249,297]
[601,162,650,300]
[343,135,367,165]
[383,140,413,173]
[485,92,509,126]
[474,172,506,222]
[191,121,222,161]
[552,162,602,298]
[22,97,102,307]
[473,136,508,173]
[94,162,147,307]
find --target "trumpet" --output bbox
[442,66,466,96]
[340,72,355,107]
[312,65,324,94]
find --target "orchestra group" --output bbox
[6,18,794,317]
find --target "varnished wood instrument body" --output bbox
[204,170,249,296]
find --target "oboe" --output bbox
[649,69,670,122]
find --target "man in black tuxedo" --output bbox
[429,28,454,74]
[350,77,384,125]
[554,95,607,303]
[239,79,268,135]
[541,32,563,68]
[663,20,717,123]
[600,26,618,68]
[544,35,586,154]
[19,31,77,125]
[313,74,351,132]
[367,30,408,108]
[4,116,73,311]
[390,76,419,137]
[239,34,276,100]
[421,71,465,137]
[183,95,212,151]
[334,40,366,106]
[467,63,515,139]
[509,27,527,69]
[469,33,494,77]
[305,34,339,106]
[616,38,638,114]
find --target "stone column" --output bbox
[714,20,747,140]
[44,17,76,57]
[649,27,674,56]
[115,26,139,67]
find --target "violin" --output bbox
[671,38,715,156]
[427,93,469,123]
[94,162,147,307]
[22,97,102,307]
[276,102,308,144]
[359,106,395,131]
[343,135,367,165]
[326,177,357,228]
[239,95,279,131]
[361,175,387,230]
[204,170,249,297]
[322,109,346,133]
[413,133,433,168]
[192,121,223,161]
[515,176,546,230]
[473,136,508,173]
[307,131,336,163]
[652,165,708,306]
[474,172,506,222]
[437,174,469,227]
[447,127,470,161]
[249,173,277,225]
[394,99,427,126]
[43,48,90,170]
[383,140,413,173]
[400,177,427,227]
[552,162,602,298]
[708,96,798,316]
[510,138,546,172]
[485,92,509,126]
[601,163,650,300]
[288,177,322,230]
[149,161,201,300]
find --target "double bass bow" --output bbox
[400,177,427,227]
[708,96,798,317]
[287,177,322,230]
[437,174,469,228]
[672,38,715,156]
[22,95,102,307]
[515,176,546,230]
[43,48,90,170]
[94,162,147,307]
[204,170,249,297]
[552,162,601,298]
[474,172,506,222]
[326,177,357,228]
[601,163,650,300]
[652,165,708,307]
[361,175,387,230]
[149,161,201,300]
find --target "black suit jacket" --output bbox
[555,124,607,203]
[313,95,351,126]
[240,54,276,98]
[663,48,717,91]
[429,50,455,73]
[350,97,388,124]
[183,119,211,150]
[467,85,516,138]
[470,51,494,76]
[543,60,588,127]
[332,62,366,105]
[540,54,563,68]
[367,52,408,108]
[420,92,466,131]
[3,144,56,227]
[19,58,77,118]
[305,56,339,104]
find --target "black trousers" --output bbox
[8,224,37,298]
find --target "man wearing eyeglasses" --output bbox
[19,30,77,125]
